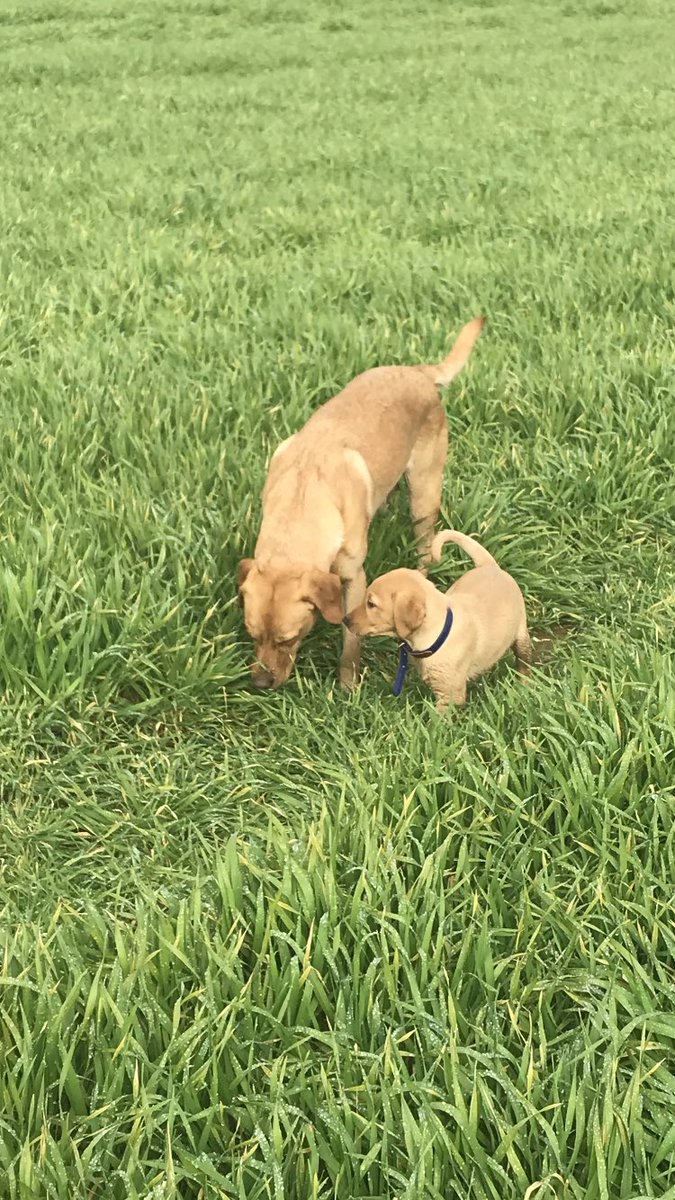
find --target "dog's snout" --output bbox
[252,669,275,690]
[342,614,353,629]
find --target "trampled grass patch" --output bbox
[0,0,674,1196]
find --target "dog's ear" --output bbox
[237,558,255,604]
[393,589,426,640]
[304,570,343,624]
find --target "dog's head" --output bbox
[238,558,343,689]
[343,569,427,642]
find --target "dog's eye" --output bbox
[366,597,376,610]
[276,637,297,648]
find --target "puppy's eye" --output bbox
[366,597,376,610]
[276,637,297,649]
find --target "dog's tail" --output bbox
[428,316,485,387]
[431,529,497,568]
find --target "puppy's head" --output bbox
[344,569,427,642]
[238,558,343,689]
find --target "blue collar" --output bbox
[392,607,454,696]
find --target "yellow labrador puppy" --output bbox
[238,319,485,690]
[344,530,531,710]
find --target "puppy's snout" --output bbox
[342,614,353,629]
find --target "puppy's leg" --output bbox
[435,679,467,713]
[339,564,366,690]
[406,415,448,573]
[514,626,533,678]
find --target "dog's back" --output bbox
[289,318,486,498]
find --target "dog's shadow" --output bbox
[529,622,576,665]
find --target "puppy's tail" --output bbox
[429,316,485,387]
[431,529,497,568]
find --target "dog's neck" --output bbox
[257,472,343,572]
[255,537,340,577]
[406,583,452,653]
[255,517,342,575]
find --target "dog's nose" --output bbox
[252,670,275,690]
[342,614,352,629]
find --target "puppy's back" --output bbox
[447,566,526,671]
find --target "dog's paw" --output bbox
[339,662,361,691]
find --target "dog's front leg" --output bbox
[339,566,366,690]
[435,680,467,713]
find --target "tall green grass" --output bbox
[0,0,674,1195]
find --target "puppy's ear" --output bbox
[394,589,426,640]
[237,558,255,604]
[304,570,343,624]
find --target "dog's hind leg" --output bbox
[514,626,533,677]
[406,415,448,573]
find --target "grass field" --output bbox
[1,0,674,1195]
